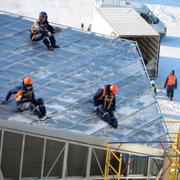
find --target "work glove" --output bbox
[47,31,52,37]
[1,99,8,104]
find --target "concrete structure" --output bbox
[91,7,160,79]
[0,11,169,179]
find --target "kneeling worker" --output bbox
[2,77,47,120]
[30,11,59,51]
[93,84,118,128]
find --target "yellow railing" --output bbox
[168,127,180,180]
[104,144,122,180]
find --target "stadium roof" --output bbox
[96,7,159,36]
[0,11,168,146]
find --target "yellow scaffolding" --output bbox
[104,127,180,180]
[104,144,122,180]
[168,127,180,180]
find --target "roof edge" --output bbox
[0,119,165,156]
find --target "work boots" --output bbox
[51,44,60,48]
[47,44,60,51]
[47,45,54,51]
[110,117,118,129]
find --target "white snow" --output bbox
[0,0,93,29]
[144,0,180,133]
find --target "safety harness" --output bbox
[15,89,33,103]
[98,88,114,110]
[104,95,114,110]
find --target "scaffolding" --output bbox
[168,127,180,180]
[104,140,180,180]
[104,144,123,180]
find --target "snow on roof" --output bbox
[96,7,159,36]
[0,11,167,145]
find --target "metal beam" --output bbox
[92,148,104,176]
[147,157,151,179]
[56,175,157,179]
[62,142,69,179]
[46,144,65,178]
[19,134,26,180]
[0,120,108,149]
[0,168,4,180]
[0,127,165,158]
[41,138,47,178]
[0,127,163,180]
[126,155,131,180]
[86,146,92,178]
[0,130,4,167]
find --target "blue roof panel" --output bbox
[0,11,168,144]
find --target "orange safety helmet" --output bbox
[24,77,33,85]
[110,84,118,95]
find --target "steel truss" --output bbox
[0,127,168,180]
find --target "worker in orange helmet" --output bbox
[2,77,47,120]
[93,84,118,128]
[164,70,177,101]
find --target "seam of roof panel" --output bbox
[0,11,168,145]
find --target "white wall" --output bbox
[91,8,116,36]
[0,0,94,29]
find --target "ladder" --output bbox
[168,127,180,180]
[104,144,123,180]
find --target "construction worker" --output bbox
[93,84,118,128]
[1,77,47,120]
[164,70,177,101]
[30,11,59,51]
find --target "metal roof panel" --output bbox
[0,12,167,146]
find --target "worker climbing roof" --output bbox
[0,11,169,147]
